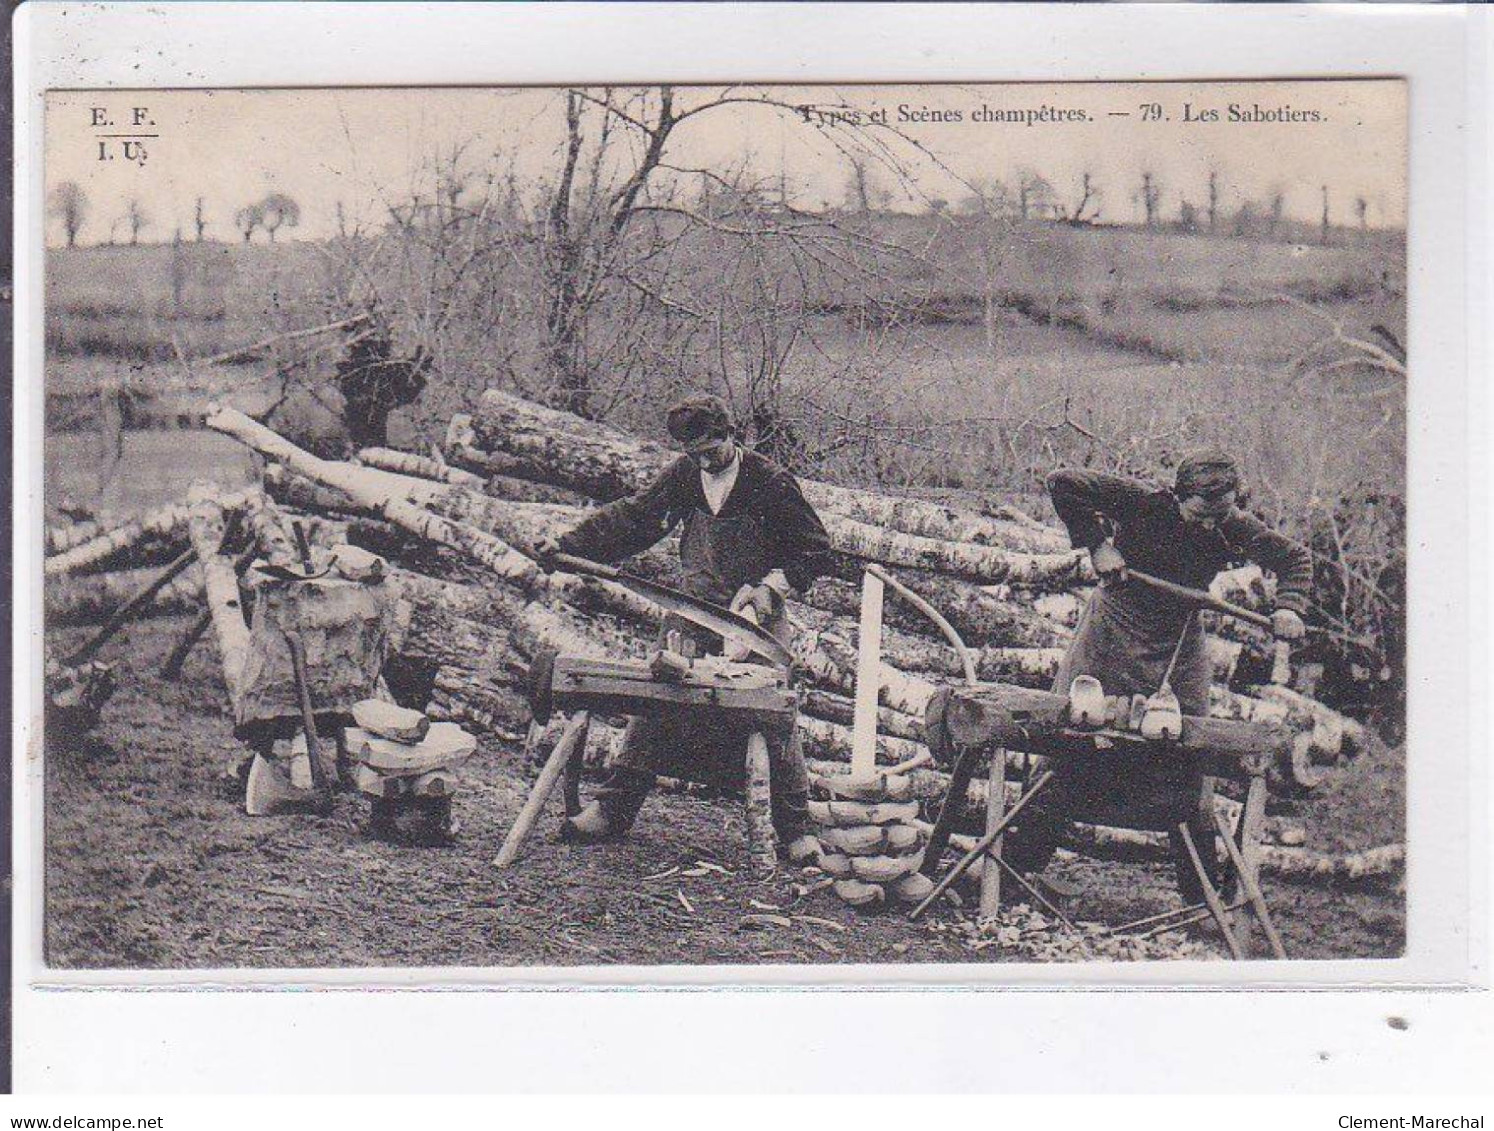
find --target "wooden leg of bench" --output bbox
[562,718,587,818]
[745,731,776,878]
[1178,822,1245,960]
[919,743,981,879]
[1213,804,1288,960]
[979,746,1009,919]
[494,710,589,869]
[1216,775,1286,959]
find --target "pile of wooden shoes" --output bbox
[344,700,478,840]
[804,771,938,908]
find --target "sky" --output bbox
[44,80,1406,246]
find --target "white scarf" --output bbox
[700,449,742,515]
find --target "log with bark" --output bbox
[184,486,253,710]
[207,406,541,588]
[43,495,225,578]
[270,463,1079,651]
[469,391,1072,555]
[357,447,487,490]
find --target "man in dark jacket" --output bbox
[535,394,837,852]
[1007,450,1313,899]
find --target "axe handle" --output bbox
[1124,569,1274,633]
[551,552,619,581]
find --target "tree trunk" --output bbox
[184,488,252,708]
[357,447,486,490]
[471,389,1069,553]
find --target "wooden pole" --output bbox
[184,490,252,710]
[494,710,590,868]
[1178,822,1245,960]
[978,746,1009,919]
[850,570,885,779]
[286,632,332,804]
[1214,792,1288,959]
[161,608,214,680]
[744,731,776,878]
[917,744,981,880]
[909,769,1055,921]
[62,548,198,664]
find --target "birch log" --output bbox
[357,447,487,490]
[43,495,229,577]
[470,390,1070,553]
[206,406,541,588]
[184,487,251,708]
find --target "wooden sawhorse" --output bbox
[911,683,1292,960]
[494,652,799,873]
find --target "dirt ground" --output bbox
[43,617,1405,971]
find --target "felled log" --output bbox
[275,467,1077,653]
[468,393,1069,553]
[46,565,204,625]
[798,714,929,770]
[42,495,222,577]
[184,487,252,709]
[800,688,925,742]
[207,406,541,588]
[794,630,939,717]
[804,573,1066,650]
[1210,686,1348,765]
[357,447,487,490]
[1252,684,1376,758]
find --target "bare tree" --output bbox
[48,181,88,248]
[1355,195,1369,233]
[260,193,302,243]
[1206,168,1221,233]
[1059,171,1099,224]
[125,199,150,245]
[535,86,925,416]
[235,202,264,243]
[1139,170,1162,227]
[1268,186,1286,237]
[845,155,876,213]
[1320,184,1331,246]
[1015,168,1054,220]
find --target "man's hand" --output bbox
[531,534,564,572]
[1091,540,1127,583]
[731,582,783,624]
[1271,608,1306,641]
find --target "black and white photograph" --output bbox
[37,78,1410,971]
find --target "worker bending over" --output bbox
[1007,450,1313,899]
[535,394,836,856]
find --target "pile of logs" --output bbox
[41,389,1398,884]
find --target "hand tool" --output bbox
[549,552,791,670]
